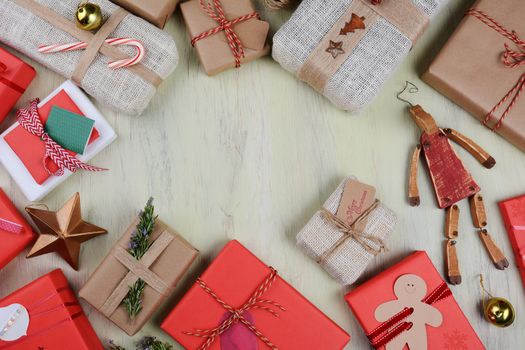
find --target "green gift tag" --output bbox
[45,106,95,155]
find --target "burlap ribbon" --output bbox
[297,0,429,93]
[12,0,161,87]
[318,199,385,264]
[99,230,174,317]
[367,281,451,349]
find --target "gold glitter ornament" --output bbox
[76,2,103,31]
[480,275,515,327]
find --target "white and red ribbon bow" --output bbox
[16,100,106,176]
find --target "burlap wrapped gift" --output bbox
[273,0,447,112]
[0,0,178,115]
[297,177,397,285]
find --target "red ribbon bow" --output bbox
[466,9,525,131]
[184,267,285,350]
[191,0,259,68]
[16,100,106,176]
[367,282,452,349]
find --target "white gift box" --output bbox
[0,80,117,201]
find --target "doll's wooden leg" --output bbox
[469,193,509,269]
[479,229,509,270]
[445,239,461,285]
[445,205,460,239]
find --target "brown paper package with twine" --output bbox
[79,218,198,335]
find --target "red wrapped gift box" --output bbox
[345,251,484,350]
[499,195,525,291]
[0,188,35,270]
[3,90,99,185]
[0,269,103,349]
[0,47,36,124]
[161,240,350,349]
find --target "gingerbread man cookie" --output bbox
[374,274,443,350]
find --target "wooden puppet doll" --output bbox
[399,82,509,285]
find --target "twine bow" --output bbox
[16,100,106,176]
[191,0,259,68]
[367,282,452,349]
[318,200,386,264]
[184,267,285,350]
[466,9,525,131]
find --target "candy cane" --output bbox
[38,37,145,69]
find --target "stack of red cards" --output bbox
[0,188,34,270]
[0,47,36,124]
[499,195,525,291]
[161,240,350,349]
[0,269,103,349]
[345,251,485,350]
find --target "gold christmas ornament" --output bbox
[25,193,107,270]
[76,2,103,31]
[480,275,515,327]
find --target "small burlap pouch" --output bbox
[296,177,397,285]
[0,0,178,115]
[272,0,447,112]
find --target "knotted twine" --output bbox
[466,9,525,131]
[191,0,259,68]
[317,199,386,265]
[16,100,106,176]
[184,267,285,350]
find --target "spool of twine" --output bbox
[263,0,298,10]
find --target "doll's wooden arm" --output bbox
[408,145,422,206]
[442,128,496,168]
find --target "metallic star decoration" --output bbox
[25,192,107,270]
[326,40,345,59]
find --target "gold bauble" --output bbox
[484,297,515,328]
[75,2,103,31]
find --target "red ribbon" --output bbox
[191,0,259,68]
[0,218,23,234]
[367,281,452,349]
[184,267,285,350]
[0,61,26,95]
[371,0,383,4]
[16,100,106,176]
[466,9,525,131]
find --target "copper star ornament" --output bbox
[326,40,345,59]
[25,193,107,270]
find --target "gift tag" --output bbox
[0,303,29,341]
[45,106,95,155]
[337,180,376,225]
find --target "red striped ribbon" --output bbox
[184,267,285,350]
[191,0,259,68]
[0,62,26,95]
[466,9,525,131]
[367,281,452,349]
[16,100,106,177]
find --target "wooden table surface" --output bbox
[0,0,523,349]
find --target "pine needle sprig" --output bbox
[109,336,173,350]
[122,198,157,319]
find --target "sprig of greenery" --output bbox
[109,336,173,350]
[122,198,157,319]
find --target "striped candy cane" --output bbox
[38,37,145,69]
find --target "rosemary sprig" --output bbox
[109,336,173,350]
[122,198,157,319]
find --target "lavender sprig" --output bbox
[122,198,157,319]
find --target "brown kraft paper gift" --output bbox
[423,0,525,153]
[181,0,270,76]
[111,0,179,28]
[79,218,199,335]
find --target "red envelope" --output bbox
[345,251,485,350]
[499,195,525,291]
[0,188,35,270]
[0,47,36,124]
[161,240,350,349]
[0,269,103,349]
[4,90,99,185]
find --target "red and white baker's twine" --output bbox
[191,0,259,68]
[466,9,525,131]
[16,100,106,176]
[184,267,285,350]
[38,38,145,69]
